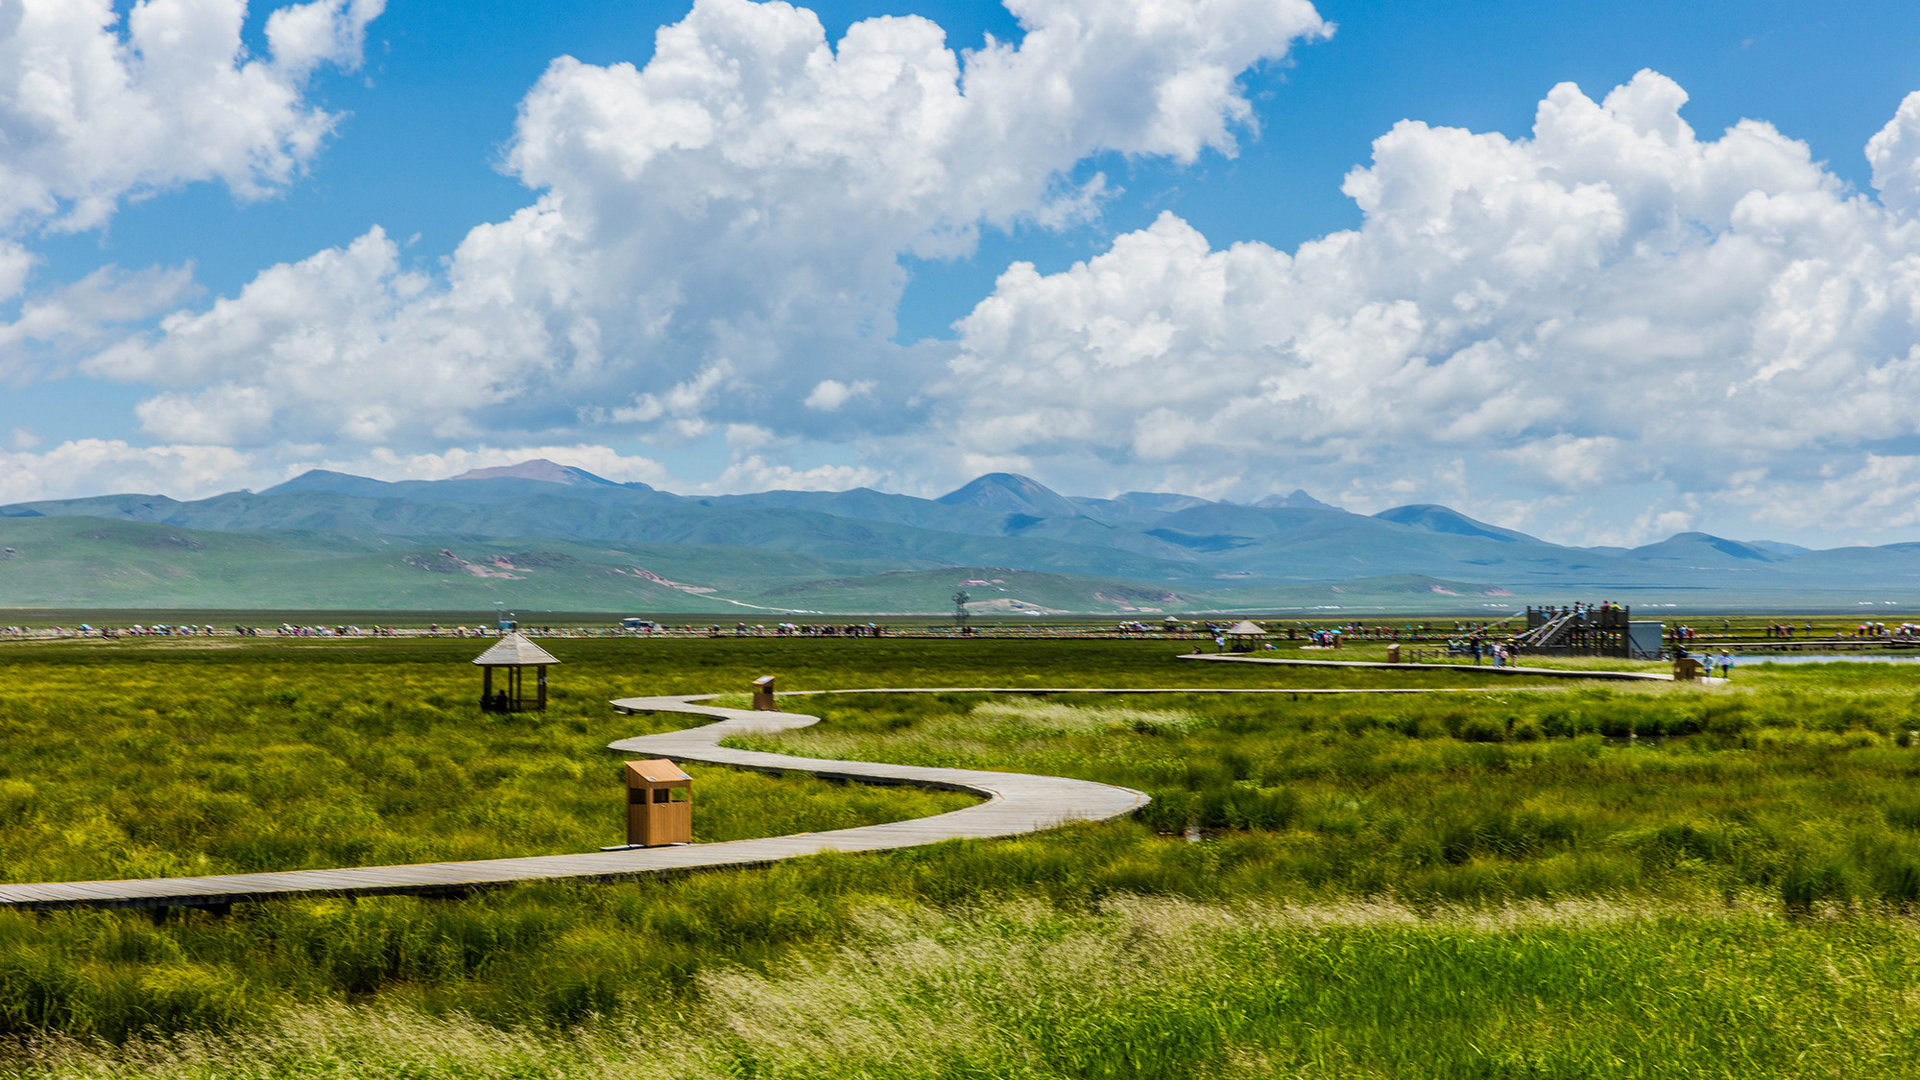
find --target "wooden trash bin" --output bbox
[1672,656,1703,682]
[752,675,777,711]
[625,759,692,847]
[1386,644,1401,664]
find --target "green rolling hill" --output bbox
[4,460,1919,613]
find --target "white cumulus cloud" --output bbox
[0,0,385,236]
[88,0,1327,450]
[937,70,1920,536]
[0,439,252,503]
[803,378,875,411]
[0,263,196,378]
[1868,90,1920,217]
[0,440,675,503]
[0,241,31,302]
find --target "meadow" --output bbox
[1,632,1919,1077]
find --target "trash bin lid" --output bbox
[625,759,691,784]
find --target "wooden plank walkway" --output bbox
[0,679,1651,914]
[1179,654,1678,681]
[0,694,1148,913]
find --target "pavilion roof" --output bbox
[1225,620,1268,636]
[471,631,561,666]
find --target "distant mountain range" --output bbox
[2,461,1916,614]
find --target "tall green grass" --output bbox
[5,635,1920,1070]
[734,687,1920,910]
[8,896,1919,1079]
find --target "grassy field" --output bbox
[747,684,1920,906]
[2,634,1919,1076]
[16,899,1920,1079]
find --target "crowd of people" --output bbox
[1853,621,1920,639]
[0,620,1228,642]
[763,623,884,637]
[0,622,487,640]
[0,622,230,639]
[1445,638,1515,665]
[4,616,1919,654]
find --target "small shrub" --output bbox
[121,963,253,1037]
[1874,859,1920,908]
[1451,714,1497,737]
[1885,803,1920,832]
[1223,786,1300,831]
[1663,710,1705,736]
[1705,711,1751,737]
[1458,717,1505,743]
[0,950,91,1036]
[1780,862,1853,915]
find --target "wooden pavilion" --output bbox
[1224,620,1268,651]
[472,632,560,712]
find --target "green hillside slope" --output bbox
[9,464,1920,612]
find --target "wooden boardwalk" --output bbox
[0,678,1640,914]
[0,694,1149,913]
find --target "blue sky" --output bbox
[6,0,1920,548]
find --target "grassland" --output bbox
[17,899,1920,1079]
[2,634,1920,1076]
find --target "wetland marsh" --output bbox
[1,633,1918,1077]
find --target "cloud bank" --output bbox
[944,72,1920,538]
[84,0,1328,450]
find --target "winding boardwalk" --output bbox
[0,675,1660,914]
[0,693,1148,913]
